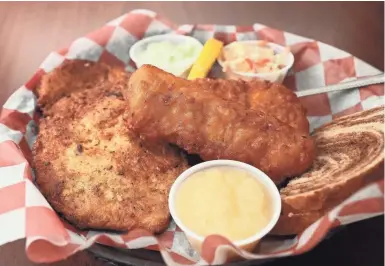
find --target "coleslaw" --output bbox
[220,41,290,74]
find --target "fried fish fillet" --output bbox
[125,65,316,184]
[194,78,309,134]
[33,61,188,232]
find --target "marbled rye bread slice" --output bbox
[272,106,384,235]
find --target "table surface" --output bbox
[0,2,383,266]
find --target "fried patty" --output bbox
[33,61,188,232]
[37,59,127,110]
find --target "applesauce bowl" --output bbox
[217,41,294,84]
[168,160,281,255]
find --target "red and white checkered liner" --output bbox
[0,9,383,265]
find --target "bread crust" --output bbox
[272,162,383,235]
[272,107,384,235]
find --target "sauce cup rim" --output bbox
[168,159,282,247]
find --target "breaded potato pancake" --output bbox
[37,59,127,110]
[33,61,188,232]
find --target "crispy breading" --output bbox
[37,59,127,110]
[194,78,309,134]
[125,65,316,184]
[33,61,188,232]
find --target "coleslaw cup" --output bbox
[217,41,294,84]
[168,160,281,257]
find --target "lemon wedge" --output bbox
[187,38,224,80]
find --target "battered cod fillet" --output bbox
[33,61,188,232]
[194,78,309,134]
[125,65,316,184]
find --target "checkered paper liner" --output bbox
[0,8,384,265]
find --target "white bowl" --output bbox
[168,160,281,256]
[129,34,203,78]
[217,41,294,84]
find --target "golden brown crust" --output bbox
[37,59,126,110]
[33,61,188,233]
[272,107,384,235]
[125,65,315,184]
[195,78,309,134]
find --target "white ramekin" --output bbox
[168,160,281,256]
[217,41,294,84]
[129,34,203,78]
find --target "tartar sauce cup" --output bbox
[129,34,203,78]
[168,160,282,257]
[217,41,295,84]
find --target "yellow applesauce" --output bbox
[175,167,273,241]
